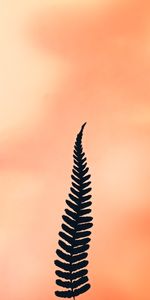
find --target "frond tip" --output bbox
[54,123,93,299]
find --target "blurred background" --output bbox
[0,0,150,299]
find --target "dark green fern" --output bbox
[54,123,93,299]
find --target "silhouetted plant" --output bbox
[54,123,93,300]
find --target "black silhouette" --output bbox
[54,123,93,299]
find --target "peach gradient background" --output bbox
[0,0,150,299]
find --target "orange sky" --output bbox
[0,1,150,300]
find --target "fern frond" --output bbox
[54,123,93,299]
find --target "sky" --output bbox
[0,0,150,299]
